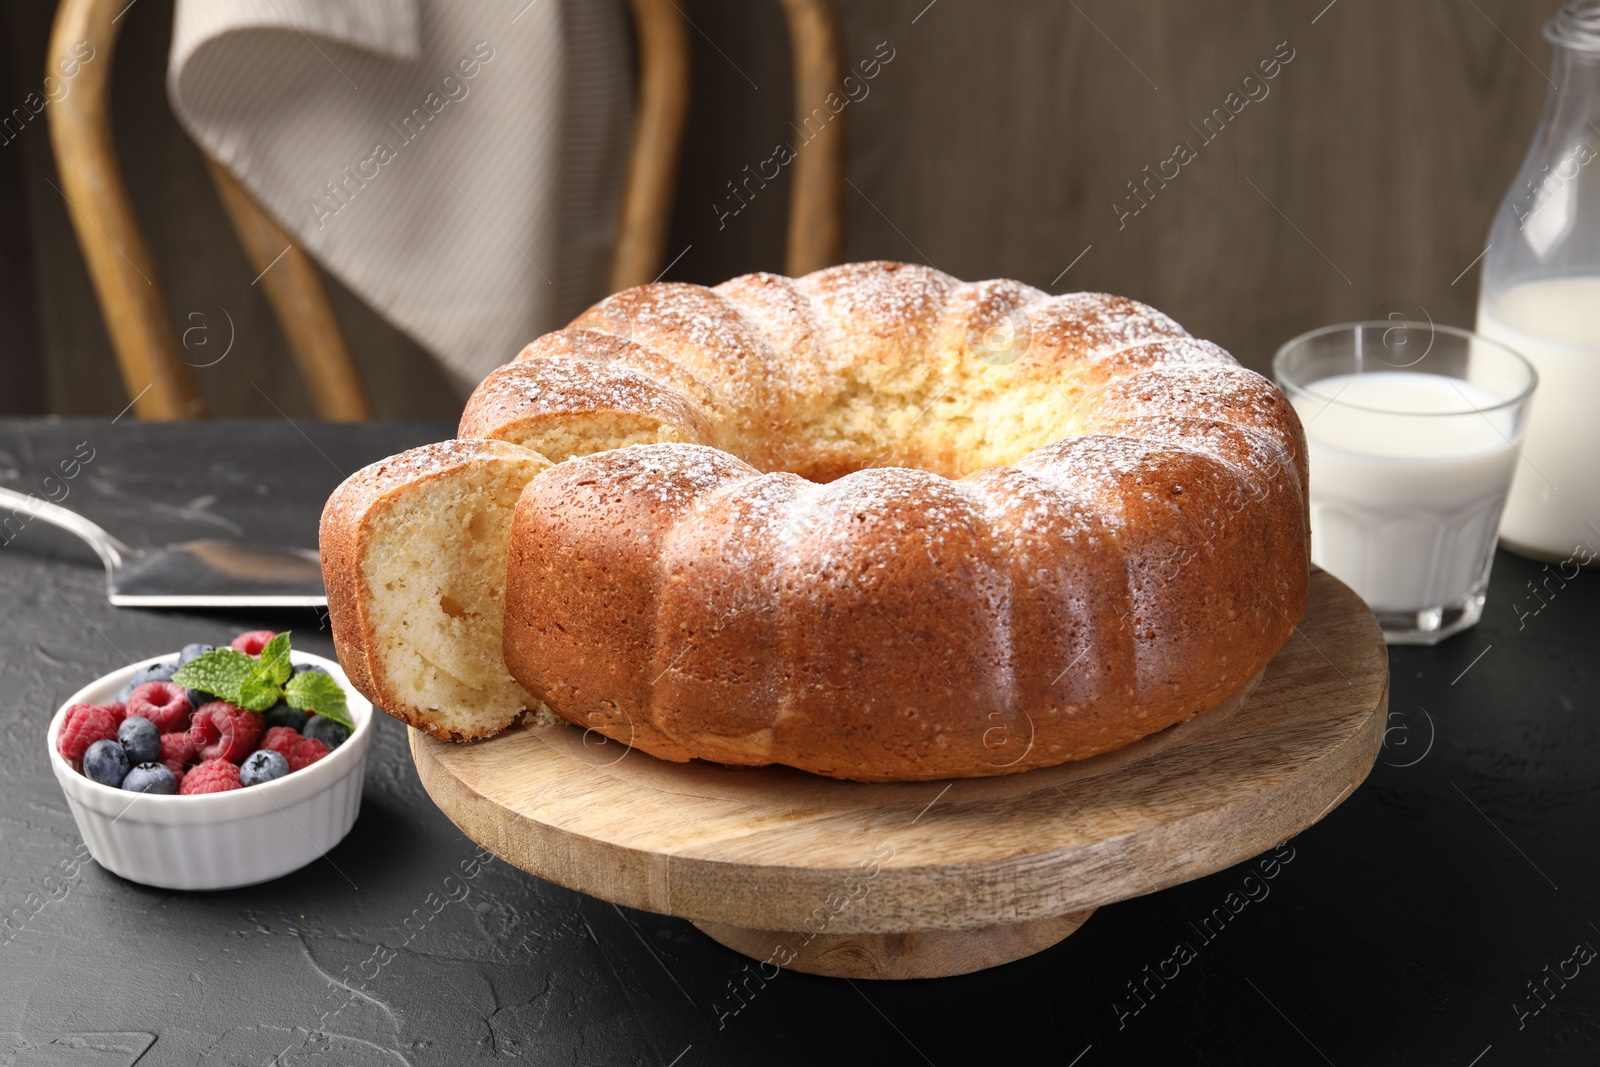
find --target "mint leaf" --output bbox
[172,649,258,703]
[176,634,352,728]
[284,671,352,730]
[258,632,293,686]
[236,675,281,712]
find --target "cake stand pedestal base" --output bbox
[693,909,1097,979]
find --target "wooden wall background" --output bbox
[0,0,1559,418]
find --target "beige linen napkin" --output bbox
[168,0,631,392]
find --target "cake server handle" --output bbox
[0,484,134,571]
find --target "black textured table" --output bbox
[1,419,1595,1066]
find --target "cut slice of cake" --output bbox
[320,439,552,739]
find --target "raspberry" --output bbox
[189,702,264,763]
[263,725,330,772]
[179,759,241,795]
[262,725,299,751]
[231,630,276,656]
[57,704,119,763]
[101,702,127,724]
[160,731,197,768]
[127,682,192,733]
[286,736,330,772]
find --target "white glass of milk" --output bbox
[1275,322,1537,644]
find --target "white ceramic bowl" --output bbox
[47,651,373,891]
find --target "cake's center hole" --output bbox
[764,361,1093,482]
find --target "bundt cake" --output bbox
[323,261,1309,781]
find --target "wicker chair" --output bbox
[45,0,845,419]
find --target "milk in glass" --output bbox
[1292,373,1518,613]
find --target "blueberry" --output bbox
[83,739,129,786]
[239,749,290,786]
[117,716,161,764]
[291,663,330,677]
[262,702,308,732]
[174,645,217,706]
[122,762,177,794]
[117,662,176,702]
[303,715,349,750]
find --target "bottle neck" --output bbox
[1509,3,1600,237]
[1548,0,1600,53]
[1480,2,1600,295]
[1544,0,1600,129]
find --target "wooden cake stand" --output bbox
[411,568,1388,979]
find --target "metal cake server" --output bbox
[0,485,325,607]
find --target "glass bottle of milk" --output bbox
[1476,1,1600,562]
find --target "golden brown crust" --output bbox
[320,439,550,738]
[501,446,760,763]
[514,329,725,415]
[496,263,1309,781]
[340,262,1309,779]
[568,282,787,431]
[458,357,715,456]
[503,434,1307,780]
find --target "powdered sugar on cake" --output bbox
[431,261,1310,780]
